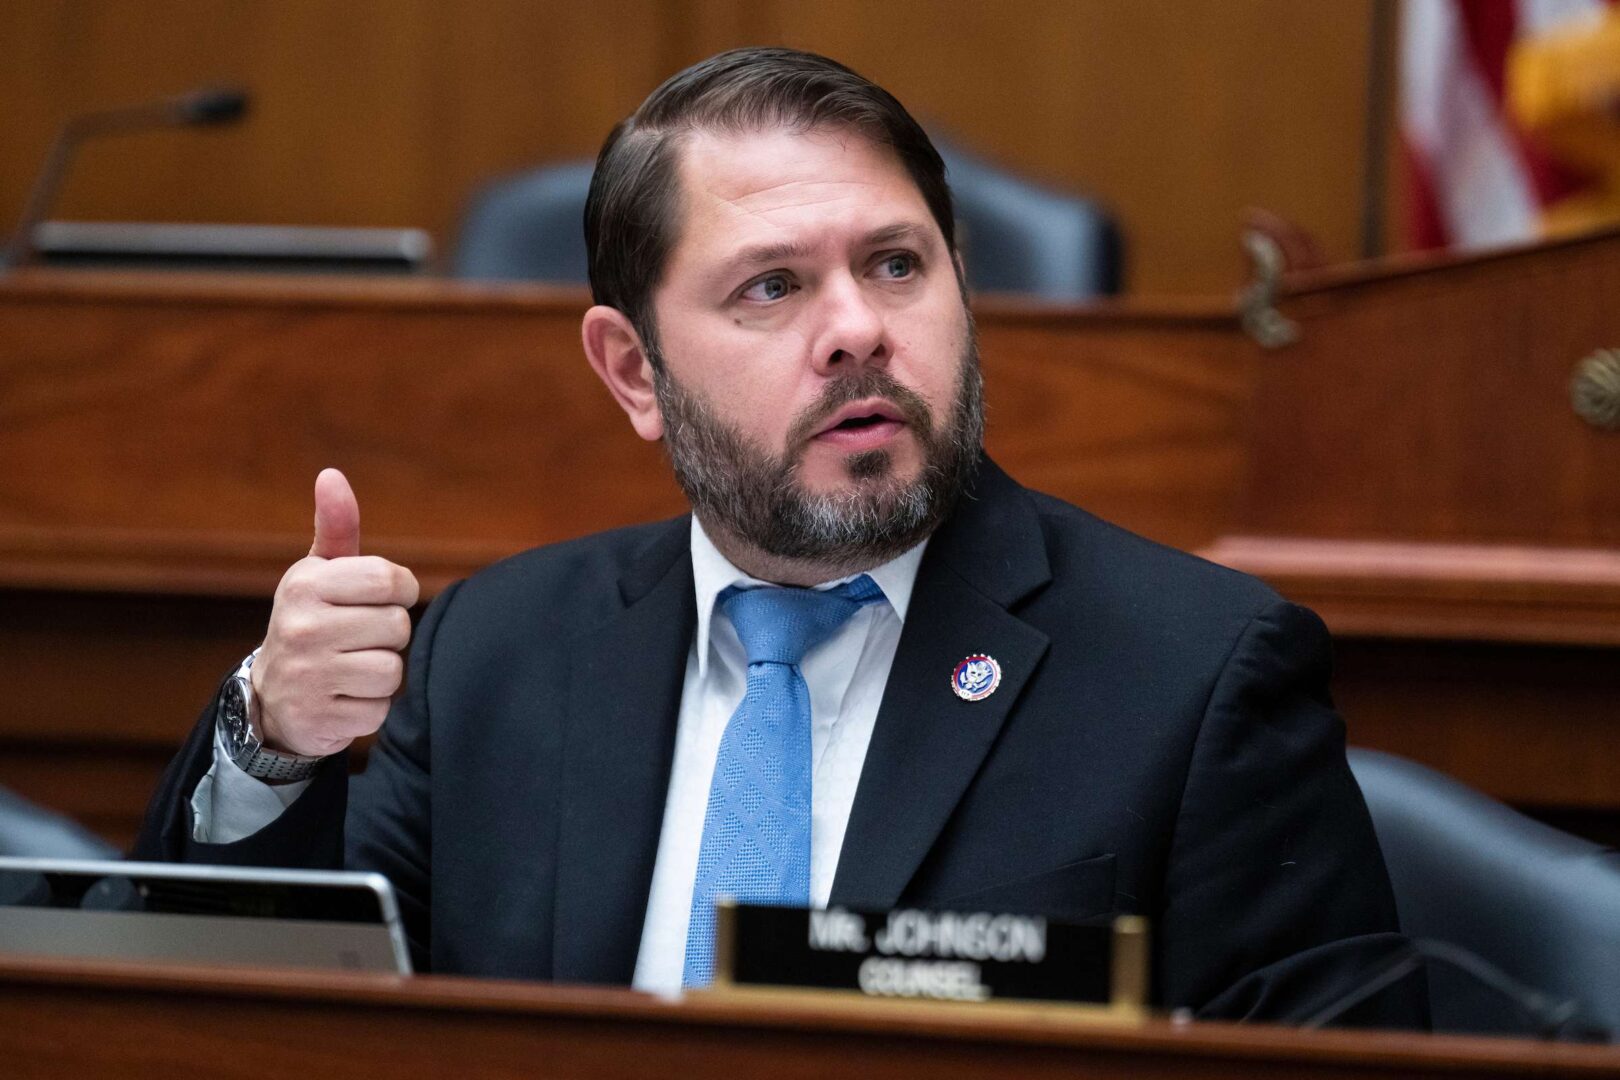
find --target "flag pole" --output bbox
[1360,0,1398,260]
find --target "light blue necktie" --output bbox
[682,573,885,987]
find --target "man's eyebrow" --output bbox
[862,222,934,248]
[726,238,818,269]
[721,222,937,272]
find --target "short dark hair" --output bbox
[583,47,956,361]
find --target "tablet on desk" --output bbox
[0,857,411,975]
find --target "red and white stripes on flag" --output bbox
[1400,0,1609,249]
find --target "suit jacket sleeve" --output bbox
[131,580,465,971]
[130,687,350,870]
[1157,600,1427,1026]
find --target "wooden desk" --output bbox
[3,229,1619,844]
[0,270,1249,846]
[3,958,1618,1079]
[1208,227,1620,824]
[0,269,1245,584]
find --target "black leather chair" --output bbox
[0,786,117,859]
[933,141,1121,299]
[451,159,595,285]
[452,145,1121,300]
[1348,748,1620,1040]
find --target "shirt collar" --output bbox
[689,515,928,679]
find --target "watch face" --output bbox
[222,677,255,755]
[219,675,320,780]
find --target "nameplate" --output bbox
[713,903,1148,1011]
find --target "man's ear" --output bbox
[581,305,663,442]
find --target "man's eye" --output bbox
[741,274,794,302]
[878,253,916,279]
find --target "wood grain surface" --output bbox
[1,957,1618,1080]
[0,0,1393,295]
[4,228,1620,840]
[1333,636,1620,813]
[0,270,1247,586]
[1235,226,1620,547]
[0,270,1248,845]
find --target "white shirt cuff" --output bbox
[189,654,315,843]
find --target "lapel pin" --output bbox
[950,654,1001,702]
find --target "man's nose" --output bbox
[811,275,889,375]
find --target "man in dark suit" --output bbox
[136,47,1422,1025]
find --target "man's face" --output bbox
[646,125,983,565]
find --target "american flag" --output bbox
[1400,0,1614,249]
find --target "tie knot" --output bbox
[719,574,885,666]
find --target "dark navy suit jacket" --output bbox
[136,458,1424,1024]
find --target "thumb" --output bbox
[310,467,361,559]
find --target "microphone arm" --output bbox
[1301,937,1611,1041]
[1,87,249,271]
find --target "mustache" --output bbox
[782,370,935,451]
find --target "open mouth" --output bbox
[812,400,908,451]
[814,398,908,438]
[832,414,890,431]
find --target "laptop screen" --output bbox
[0,857,411,974]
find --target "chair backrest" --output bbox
[935,142,1121,299]
[0,786,117,859]
[1348,748,1620,1039]
[451,160,595,284]
[451,146,1121,301]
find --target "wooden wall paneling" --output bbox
[1246,267,1556,542]
[13,257,1620,839]
[1,0,264,229]
[1202,537,1620,646]
[661,0,784,72]
[235,0,449,233]
[0,274,1247,575]
[0,278,685,553]
[0,273,1256,846]
[0,589,273,851]
[739,0,1382,294]
[1333,637,1620,811]
[1527,239,1620,540]
[6,228,1620,842]
[1237,232,1620,546]
[404,0,672,246]
[4,0,1388,294]
[974,310,1251,553]
[0,590,267,747]
[0,273,683,840]
[0,1,673,244]
[1200,231,1620,822]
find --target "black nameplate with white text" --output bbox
[717,904,1146,1006]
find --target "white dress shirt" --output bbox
[631,520,924,995]
[192,518,926,997]
[192,655,312,843]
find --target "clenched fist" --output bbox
[250,468,420,757]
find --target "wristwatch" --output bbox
[218,668,326,783]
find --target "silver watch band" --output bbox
[219,653,326,783]
[235,744,326,782]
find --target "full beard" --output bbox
[650,337,985,569]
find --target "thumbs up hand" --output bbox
[250,469,421,758]
[309,467,362,560]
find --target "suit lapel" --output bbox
[830,459,1052,909]
[552,520,694,984]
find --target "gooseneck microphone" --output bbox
[1,87,250,271]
